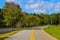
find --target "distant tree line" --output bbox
[0,2,60,28]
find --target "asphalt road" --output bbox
[34,30,57,40]
[5,26,57,40]
[5,30,31,40]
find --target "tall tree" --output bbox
[2,2,22,27]
[0,9,5,27]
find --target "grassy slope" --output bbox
[44,25,60,40]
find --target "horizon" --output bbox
[0,0,60,14]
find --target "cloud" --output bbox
[6,0,14,2]
[30,3,39,8]
[6,0,60,13]
[28,0,34,3]
[6,0,21,3]
[6,0,21,5]
[42,2,54,10]
[25,5,29,9]
[34,9,47,13]
[25,1,54,10]
[25,3,39,9]
[54,2,60,12]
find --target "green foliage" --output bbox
[0,2,60,28]
[0,9,5,27]
[2,2,22,27]
[50,13,60,25]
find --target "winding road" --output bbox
[5,26,57,40]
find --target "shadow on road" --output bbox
[26,26,45,30]
[25,26,47,30]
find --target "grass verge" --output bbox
[44,25,60,40]
[0,30,20,40]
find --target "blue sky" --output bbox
[0,0,60,14]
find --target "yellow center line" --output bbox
[30,30,34,40]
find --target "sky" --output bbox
[0,0,60,14]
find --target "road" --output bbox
[5,26,57,40]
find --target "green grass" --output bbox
[44,25,60,40]
[0,38,4,40]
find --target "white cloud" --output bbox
[42,2,54,9]
[6,0,14,2]
[28,0,34,3]
[25,0,54,13]
[25,5,29,9]
[26,0,43,8]
[6,0,21,5]
[34,9,47,13]
[30,3,39,8]
[25,1,54,10]
[54,2,60,12]
[25,3,39,9]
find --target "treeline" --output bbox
[0,2,60,28]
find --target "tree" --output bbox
[2,2,22,27]
[57,13,60,24]
[0,9,5,27]
[50,13,59,25]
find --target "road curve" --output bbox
[5,26,57,40]
[34,30,57,40]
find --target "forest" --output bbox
[0,2,60,28]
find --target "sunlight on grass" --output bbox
[44,25,60,40]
